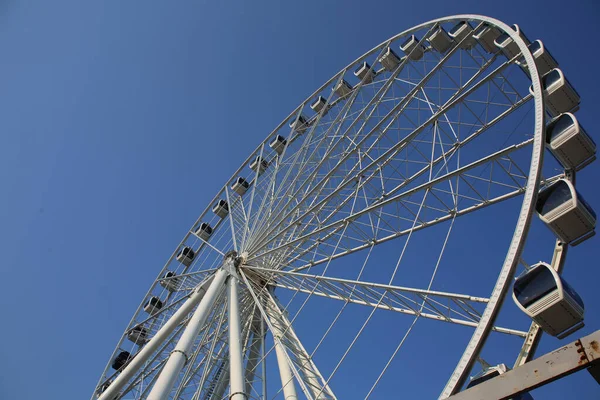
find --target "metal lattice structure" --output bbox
[93,14,595,400]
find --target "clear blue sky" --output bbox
[1,1,599,399]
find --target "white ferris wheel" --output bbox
[93,14,597,400]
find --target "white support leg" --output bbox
[98,274,217,400]
[147,268,228,400]
[228,275,247,400]
[266,291,336,400]
[274,337,299,400]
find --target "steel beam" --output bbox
[147,268,228,400]
[228,275,247,400]
[97,275,217,400]
[446,329,600,400]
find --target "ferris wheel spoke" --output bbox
[247,60,530,257]
[246,69,360,245]
[250,138,532,267]
[261,267,525,337]
[248,28,456,250]
[246,266,487,325]
[253,40,411,216]
[247,76,391,250]
[263,116,531,261]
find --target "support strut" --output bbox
[98,274,218,400]
[147,268,228,400]
[228,274,247,400]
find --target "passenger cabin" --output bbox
[494,24,530,60]
[98,381,112,395]
[144,296,163,314]
[354,61,375,84]
[546,113,596,170]
[513,262,585,339]
[160,270,180,292]
[213,199,229,218]
[448,21,476,50]
[310,96,329,115]
[527,40,558,77]
[112,351,132,371]
[427,27,453,54]
[536,179,596,245]
[289,115,308,134]
[195,222,213,241]
[466,364,534,399]
[176,246,195,267]
[473,24,501,53]
[400,35,425,60]
[334,79,353,98]
[127,326,148,345]
[270,135,287,155]
[379,46,402,71]
[532,69,580,117]
[250,156,269,174]
[231,177,249,196]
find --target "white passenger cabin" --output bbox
[354,61,375,83]
[127,326,148,345]
[513,262,585,339]
[212,199,229,218]
[473,24,501,53]
[448,21,476,50]
[144,296,163,314]
[527,40,558,77]
[546,113,595,171]
[379,46,402,71]
[195,222,213,241]
[160,270,180,292]
[427,27,453,53]
[533,69,580,117]
[400,35,425,60]
[231,177,249,196]
[270,135,287,155]
[112,351,132,371]
[494,24,530,60]
[97,381,112,396]
[289,115,308,134]
[250,156,269,174]
[176,247,195,267]
[536,179,596,245]
[310,96,329,115]
[334,79,353,98]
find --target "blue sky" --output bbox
[1,1,599,399]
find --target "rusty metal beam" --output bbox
[446,329,600,400]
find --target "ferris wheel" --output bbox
[93,14,596,400]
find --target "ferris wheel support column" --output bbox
[228,274,248,400]
[97,274,218,400]
[147,267,229,400]
[266,291,336,400]
[274,337,299,400]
